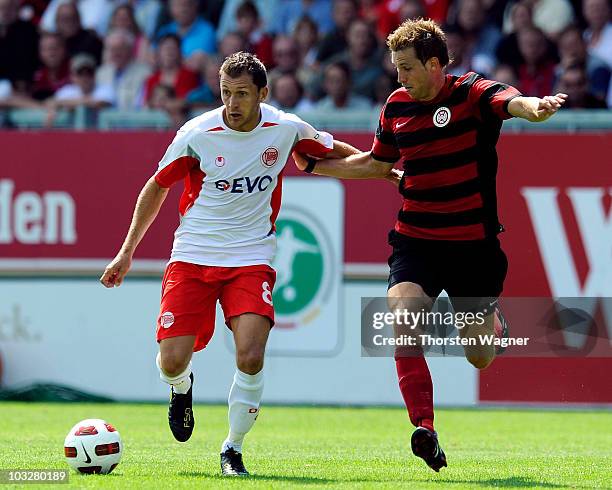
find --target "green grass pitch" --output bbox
[1,402,610,488]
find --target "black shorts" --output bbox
[387,230,508,311]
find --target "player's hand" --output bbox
[100,253,132,288]
[385,168,404,187]
[533,93,567,122]
[292,151,309,171]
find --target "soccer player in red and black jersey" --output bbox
[293,19,566,472]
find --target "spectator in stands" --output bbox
[516,26,556,97]
[144,34,198,105]
[235,1,273,68]
[492,64,519,87]
[450,0,501,76]
[45,53,114,126]
[373,71,395,107]
[359,0,401,42]
[218,31,248,59]
[108,4,151,65]
[556,25,610,103]
[268,35,302,87]
[32,32,70,100]
[316,0,357,63]
[147,83,187,126]
[0,0,39,94]
[555,64,607,108]
[41,0,114,37]
[186,57,222,110]
[497,1,534,68]
[583,0,612,69]
[315,60,372,110]
[445,24,471,76]
[275,0,333,36]
[55,2,103,64]
[398,0,426,22]
[292,15,319,70]
[326,18,383,101]
[123,0,162,40]
[156,0,216,71]
[96,28,151,109]
[217,0,277,41]
[269,73,314,111]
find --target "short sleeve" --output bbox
[154,128,200,188]
[289,114,334,157]
[469,78,522,120]
[370,102,400,164]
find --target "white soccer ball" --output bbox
[64,419,122,474]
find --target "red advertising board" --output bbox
[1,131,610,404]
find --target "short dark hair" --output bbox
[326,61,351,81]
[236,1,259,19]
[387,18,450,67]
[220,51,267,89]
[158,33,181,48]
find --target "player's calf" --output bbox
[156,352,195,442]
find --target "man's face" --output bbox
[558,29,586,65]
[333,0,357,30]
[391,47,435,101]
[106,35,131,68]
[518,29,545,65]
[170,0,197,27]
[558,69,587,104]
[0,0,17,26]
[72,67,95,93]
[158,38,181,69]
[274,75,300,108]
[583,0,609,29]
[56,4,80,37]
[457,0,484,32]
[220,72,267,132]
[272,37,298,72]
[324,65,349,100]
[347,20,372,58]
[40,35,66,69]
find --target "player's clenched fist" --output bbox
[291,151,310,171]
[100,253,132,288]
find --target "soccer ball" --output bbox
[64,419,122,474]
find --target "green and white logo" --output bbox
[272,206,335,325]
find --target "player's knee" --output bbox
[236,349,264,374]
[467,355,493,370]
[159,353,190,377]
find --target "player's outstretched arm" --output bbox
[508,93,568,122]
[326,139,361,158]
[293,150,394,179]
[100,177,169,288]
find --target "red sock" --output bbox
[395,351,435,432]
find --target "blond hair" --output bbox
[386,18,449,67]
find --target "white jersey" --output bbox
[154,103,333,267]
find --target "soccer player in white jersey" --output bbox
[100,52,360,476]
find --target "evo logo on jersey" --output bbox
[215,176,273,193]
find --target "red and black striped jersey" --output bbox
[371,72,521,241]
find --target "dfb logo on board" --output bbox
[261,147,279,167]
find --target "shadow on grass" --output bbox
[421,476,576,488]
[178,471,335,484]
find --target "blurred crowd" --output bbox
[0,0,610,127]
